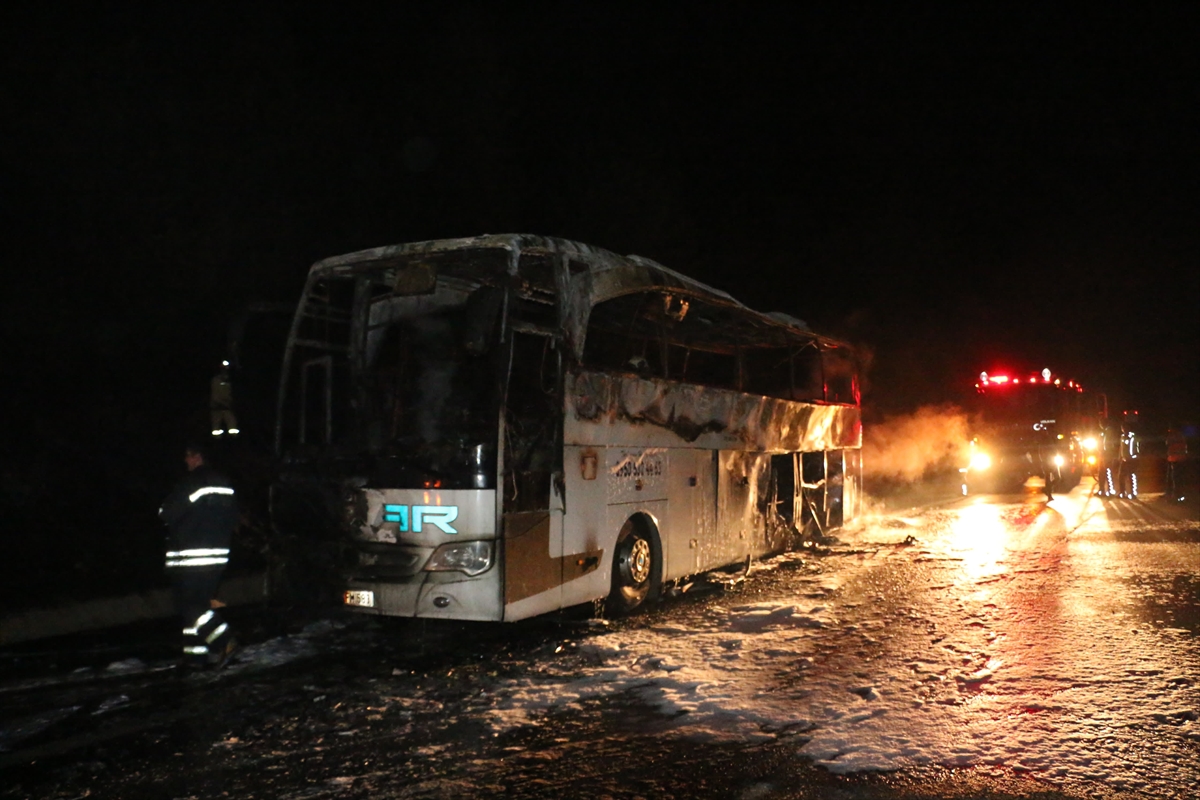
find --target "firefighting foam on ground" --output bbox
[3,477,1198,799]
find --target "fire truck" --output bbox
[961,368,1107,495]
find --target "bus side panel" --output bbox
[560,445,612,609]
[566,371,861,453]
[664,449,716,580]
[604,447,670,593]
[502,510,565,621]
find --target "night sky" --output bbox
[2,6,1197,591]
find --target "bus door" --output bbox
[501,330,564,618]
[801,452,826,533]
[826,450,845,529]
[766,453,799,551]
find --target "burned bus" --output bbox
[271,235,861,621]
[960,369,1106,495]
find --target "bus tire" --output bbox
[607,516,660,615]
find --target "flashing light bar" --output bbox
[976,367,1083,392]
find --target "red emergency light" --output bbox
[976,368,1083,392]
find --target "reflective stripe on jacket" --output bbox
[159,465,238,557]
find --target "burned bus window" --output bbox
[791,346,824,402]
[299,356,333,445]
[279,277,355,448]
[510,294,558,333]
[583,292,666,378]
[824,347,857,405]
[743,347,794,400]
[584,325,643,375]
[770,453,797,525]
[678,347,736,389]
[517,253,557,297]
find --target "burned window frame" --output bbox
[579,288,858,405]
[276,245,564,458]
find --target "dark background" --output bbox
[2,5,1196,605]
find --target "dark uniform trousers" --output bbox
[160,466,238,666]
[172,564,230,664]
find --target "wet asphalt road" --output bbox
[2,478,1197,799]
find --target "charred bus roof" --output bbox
[304,234,850,360]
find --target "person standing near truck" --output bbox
[1037,431,1058,501]
[1116,415,1141,500]
[159,444,239,669]
[1166,424,1188,502]
[210,360,239,437]
[1097,419,1119,497]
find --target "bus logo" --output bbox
[383,504,459,534]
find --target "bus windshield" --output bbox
[359,279,503,482]
[277,246,528,489]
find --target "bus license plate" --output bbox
[344,590,375,608]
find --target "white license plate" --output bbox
[344,589,375,608]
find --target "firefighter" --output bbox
[1116,418,1140,499]
[210,360,239,437]
[159,444,239,668]
[1038,435,1057,501]
[1098,420,1119,498]
[1166,424,1187,502]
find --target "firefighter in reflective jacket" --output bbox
[159,444,239,668]
[1098,420,1119,498]
[1116,421,1140,499]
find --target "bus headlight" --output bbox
[425,541,493,576]
[969,452,992,472]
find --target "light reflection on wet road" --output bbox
[2,479,1197,799]
[783,480,1200,794]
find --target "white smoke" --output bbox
[862,404,970,483]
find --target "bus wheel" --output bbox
[607,517,659,614]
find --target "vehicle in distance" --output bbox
[961,368,1105,495]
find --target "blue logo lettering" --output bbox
[383,504,409,531]
[383,504,458,534]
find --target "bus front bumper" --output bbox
[343,571,502,621]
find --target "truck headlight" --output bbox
[425,541,493,576]
[969,452,992,471]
